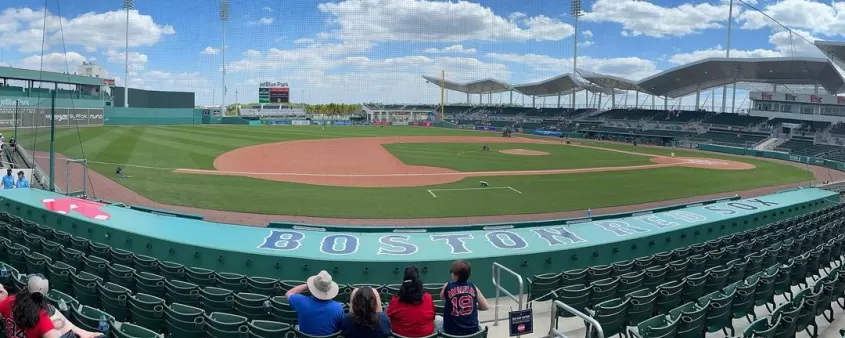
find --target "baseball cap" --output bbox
[27,274,49,296]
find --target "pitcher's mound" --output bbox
[499,149,550,156]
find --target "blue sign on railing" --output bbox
[508,309,533,336]
[477,125,497,131]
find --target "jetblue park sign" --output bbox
[0,99,30,106]
[259,82,288,88]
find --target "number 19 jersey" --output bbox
[442,281,479,336]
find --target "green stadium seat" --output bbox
[234,292,270,321]
[53,230,71,247]
[655,280,684,315]
[267,296,297,324]
[165,303,205,338]
[71,271,103,307]
[681,273,707,303]
[700,286,735,335]
[247,276,282,297]
[642,265,668,291]
[560,268,587,287]
[82,254,109,276]
[186,266,216,287]
[553,284,590,318]
[132,254,160,274]
[668,301,707,338]
[88,241,111,261]
[687,255,707,276]
[206,312,249,337]
[618,270,645,296]
[433,299,444,315]
[7,227,25,246]
[216,272,249,293]
[134,271,166,298]
[72,305,114,334]
[41,240,63,262]
[98,282,132,321]
[46,289,79,322]
[158,260,186,281]
[107,263,135,289]
[24,251,51,276]
[111,321,162,338]
[23,233,44,253]
[526,272,560,303]
[585,297,628,338]
[59,247,85,271]
[589,277,619,307]
[611,259,634,277]
[705,265,731,293]
[128,293,166,333]
[248,320,291,338]
[744,316,779,338]
[731,275,758,323]
[7,243,30,274]
[423,283,442,301]
[586,265,613,283]
[629,314,678,338]
[109,247,134,267]
[165,279,200,307]
[665,259,689,282]
[626,288,657,327]
[200,286,235,314]
[793,287,821,336]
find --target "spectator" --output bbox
[437,260,489,335]
[387,266,435,337]
[2,169,13,190]
[285,270,343,336]
[0,274,62,338]
[15,172,28,189]
[341,286,390,338]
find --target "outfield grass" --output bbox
[383,143,650,171]
[7,125,815,218]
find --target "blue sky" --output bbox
[0,0,840,106]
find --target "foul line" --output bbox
[427,186,522,198]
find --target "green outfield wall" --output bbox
[103,107,203,125]
[0,187,836,292]
[698,144,845,172]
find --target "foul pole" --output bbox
[49,89,56,191]
[440,70,445,121]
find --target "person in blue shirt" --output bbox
[15,171,28,189]
[1,169,13,190]
[341,286,391,338]
[285,270,344,336]
[437,260,489,336]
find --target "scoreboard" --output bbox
[258,82,290,103]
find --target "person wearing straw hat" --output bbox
[285,270,344,336]
[0,275,104,338]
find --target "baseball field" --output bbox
[13,125,815,219]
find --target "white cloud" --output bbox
[738,0,845,36]
[580,30,595,47]
[486,52,659,81]
[668,29,823,65]
[668,45,781,64]
[582,0,731,37]
[318,0,574,42]
[201,47,220,55]
[104,50,148,73]
[16,52,88,73]
[294,38,315,44]
[227,41,373,72]
[248,17,275,25]
[0,8,174,53]
[423,45,477,54]
[262,6,273,12]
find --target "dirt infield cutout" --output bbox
[499,149,550,156]
[173,136,756,187]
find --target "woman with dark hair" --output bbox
[340,286,390,338]
[0,275,62,338]
[387,266,435,337]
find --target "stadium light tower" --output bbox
[123,0,134,108]
[571,0,582,109]
[220,0,230,113]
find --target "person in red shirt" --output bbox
[0,274,62,338]
[387,266,435,337]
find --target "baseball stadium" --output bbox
[3,0,845,337]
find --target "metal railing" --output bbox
[549,300,605,338]
[491,262,524,327]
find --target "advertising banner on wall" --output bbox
[267,120,291,125]
[533,130,563,137]
[291,120,311,125]
[392,122,409,126]
[372,121,389,126]
[333,120,352,125]
[409,121,433,126]
[476,125,497,131]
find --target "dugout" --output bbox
[579,128,678,147]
